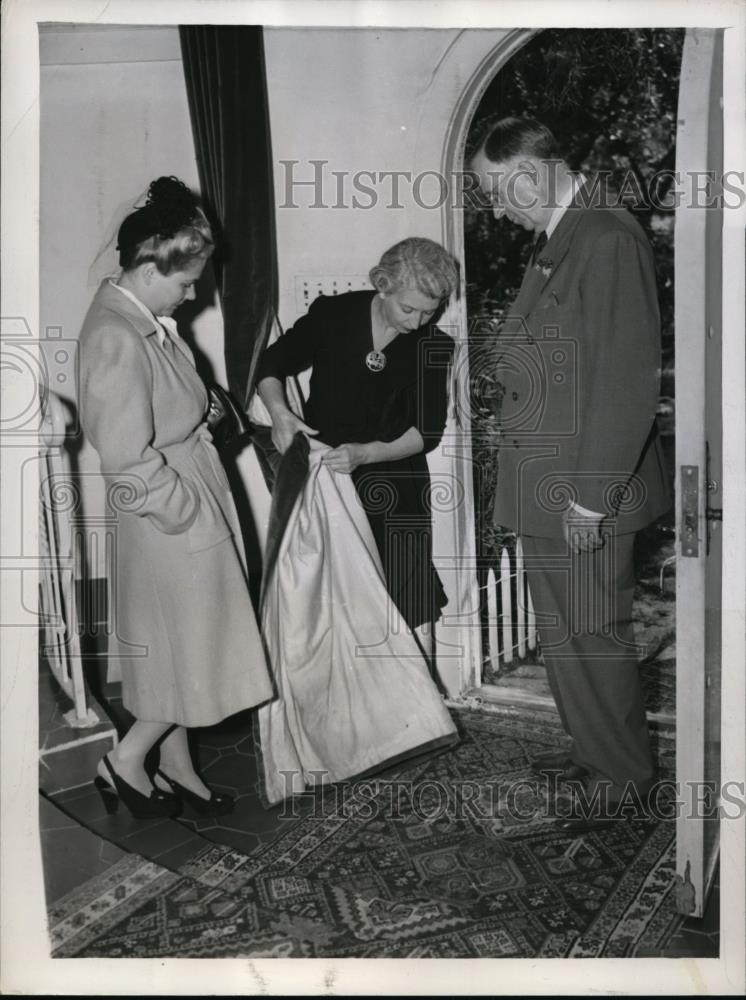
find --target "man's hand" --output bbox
[271,409,318,455]
[562,507,606,553]
[322,443,373,474]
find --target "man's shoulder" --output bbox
[576,203,647,243]
[573,180,650,247]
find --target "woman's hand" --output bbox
[271,409,318,455]
[322,442,374,474]
[257,376,318,454]
[323,429,424,474]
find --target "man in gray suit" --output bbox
[471,117,672,830]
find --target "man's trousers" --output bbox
[520,531,655,801]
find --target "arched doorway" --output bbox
[434,28,723,916]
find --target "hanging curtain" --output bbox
[179,26,276,405]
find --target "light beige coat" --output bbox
[79,281,272,726]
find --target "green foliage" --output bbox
[465,28,684,555]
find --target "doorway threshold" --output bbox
[454,684,676,729]
[456,684,557,715]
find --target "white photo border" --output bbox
[2,0,744,994]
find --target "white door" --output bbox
[674,27,723,918]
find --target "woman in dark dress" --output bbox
[254,237,460,802]
[256,236,459,633]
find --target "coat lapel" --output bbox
[97,279,199,369]
[531,206,583,301]
[509,177,594,316]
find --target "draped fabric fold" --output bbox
[179,26,277,404]
[257,437,459,805]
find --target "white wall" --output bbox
[265,27,462,323]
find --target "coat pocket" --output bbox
[528,301,574,338]
[196,427,231,493]
[185,475,233,554]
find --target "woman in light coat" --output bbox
[79,177,272,819]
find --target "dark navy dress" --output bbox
[257,290,454,628]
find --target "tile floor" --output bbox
[38,656,117,797]
[46,704,310,869]
[39,794,128,905]
[38,657,115,755]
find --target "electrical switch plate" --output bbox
[294,275,371,312]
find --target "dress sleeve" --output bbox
[80,323,200,534]
[256,294,329,382]
[412,329,455,454]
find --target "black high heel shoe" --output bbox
[154,768,234,818]
[94,755,181,819]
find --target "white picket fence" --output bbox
[481,536,538,675]
[39,391,99,728]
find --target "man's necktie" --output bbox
[530,230,548,266]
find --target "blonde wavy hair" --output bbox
[369,237,459,301]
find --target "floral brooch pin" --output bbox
[534,257,554,279]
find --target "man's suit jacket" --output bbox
[493,179,672,538]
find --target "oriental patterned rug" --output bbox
[49,709,683,958]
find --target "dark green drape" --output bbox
[179,26,277,405]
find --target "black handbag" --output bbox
[206,382,252,451]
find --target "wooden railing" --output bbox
[39,391,99,728]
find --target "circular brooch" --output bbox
[365,350,387,373]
